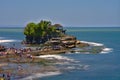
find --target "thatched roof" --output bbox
[54,24,63,27]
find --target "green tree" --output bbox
[24,22,36,44]
[24,20,65,44]
[37,20,52,43]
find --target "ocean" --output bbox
[0,27,120,80]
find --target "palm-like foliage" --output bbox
[24,22,36,36]
[24,20,64,44]
[24,22,36,43]
[37,20,51,37]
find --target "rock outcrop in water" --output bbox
[23,20,89,53]
[23,20,66,44]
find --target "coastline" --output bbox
[0,38,112,80]
[0,27,117,80]
[0,27,112,80]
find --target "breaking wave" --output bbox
[37,55,74,62]
[80,41,104,46]
[100,48,113,54]
[0,39,21,43]
[79,41,113,54]
[36,55,88,71]
[18,71,61,80]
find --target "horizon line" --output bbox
[0,26,120,28]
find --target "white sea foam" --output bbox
[80,41,104,46]
[82,65,90,70]
[80,41,113,54]
[61,64,90,71]
[101,48,113,54]
[19,71,61,80]
[0,39,20,43]
[37,55,74,61]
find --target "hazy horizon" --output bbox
[0,25,119,28]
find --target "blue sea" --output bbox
[0,27,120,80]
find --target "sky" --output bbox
[0,0,120,27]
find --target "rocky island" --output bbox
[22,20,90,55]
[0,20,103,61]
[0,20,104,79]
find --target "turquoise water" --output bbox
[0,27,120,80]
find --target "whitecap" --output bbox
[66,66,76,70]
[37,55,74,61]
[80,41,113,54]
[19,71,61,80]
[60,64,90,71]
[101,48,113,54]
[80,41,104,46]
[82,65,90,70]
[55,62,70,65]
[0,39,21,43]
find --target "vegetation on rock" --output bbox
[24,20,66,44]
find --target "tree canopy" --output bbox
[24,20,65,44]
